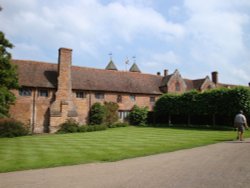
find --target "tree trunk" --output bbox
[187,114,191,126]
[168,114,172,125]
[212,114,216,126]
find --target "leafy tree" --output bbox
[0,31,19,117]
[154,94,180,124]
[179,90,199,125]
[89,102,106,125]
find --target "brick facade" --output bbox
[9,47,232,133]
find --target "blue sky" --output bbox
[1,0,250,85]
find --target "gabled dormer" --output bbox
[160,69,187,93]
[200,76,216,91]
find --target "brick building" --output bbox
[9,48,236,133]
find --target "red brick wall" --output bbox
[9,88,54,133]
[10,88,160,133]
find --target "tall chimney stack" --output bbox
[164,69,168,76]
[212,71,218,84]
[50,48,78,132]
[57,48,73,100]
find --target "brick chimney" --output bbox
[164,69,168,76]
[50,48,78,132]
[212,71,218,84]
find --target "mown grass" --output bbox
[0,126,249,173]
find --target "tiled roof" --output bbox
[12,60,163,95]
[192,78,207,90]
[12,59,225,95]
[184,79,195,91]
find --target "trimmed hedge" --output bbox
[57,119,108,134]
[108,122,129,128]
[154,87,250,126]
[0,118,29,137]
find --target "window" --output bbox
[38,89,48,97]
[175,82,180,91]
[117,95,122,103]
[19,88,32,96]
[95,92,104,99]
[150,96,155,103]
[130,95,136,101]
[119,111,130,121]
[76,91,86,98]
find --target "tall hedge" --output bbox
[154,87,250,125]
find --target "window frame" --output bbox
[76,91,86,99]
[175,82,180,92]
[130,94,136,102]
[19,88,32,97]
[95,92,105,99]
[38,89,49,97]
[150,96,155,103]
[117,95,122,103]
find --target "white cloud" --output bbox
[183,0,250,85]
[0,0,184,60]
[144,51,181,72]
[1,0,250,85]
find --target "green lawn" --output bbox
[0,126,249,173]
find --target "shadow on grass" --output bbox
[137,124,234,131]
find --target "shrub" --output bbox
[89,103,106,125]
[129,105,149,126]
[108,122,129,128]
[58,121,108,134]
[57,119,79,134]
[104,102,119,125]
[87,124,107,132]
[0,118,29,137]
[78,125,88,132]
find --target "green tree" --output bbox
[179,90,199,125]
[0,31,19,117]
[89,102,106,125]
[154,94,180,124]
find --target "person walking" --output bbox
[234,110,248,141]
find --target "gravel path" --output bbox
[1,139,250,188]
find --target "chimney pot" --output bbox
[157,72,161,76]
[164,69,168,76]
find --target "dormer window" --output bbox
[175,82,180,91]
